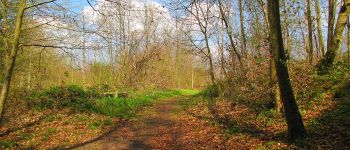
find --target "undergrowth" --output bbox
[25,86,199,118]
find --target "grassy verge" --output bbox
[96,89,200,118]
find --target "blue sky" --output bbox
[64,0,89,13]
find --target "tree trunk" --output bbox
[327,0,336,52]
[348,19,350,64]
[1,0,9,81]
[218,0,243,67]
[319,0,350,69]
[270,58,282,112]
[258,0,282,112]
[239,0,248,61]
[267,0,306,141]
[205,35,216,85]
[0,0,27,123]
[306,0,314,64]
[282,0,291,59]
[315,0,326,56]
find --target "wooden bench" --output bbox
[103,92,128,98]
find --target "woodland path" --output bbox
[73,96,225,150]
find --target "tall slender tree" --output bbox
[306,0,314,64]
[267,0,306,140]
[239,0,248,61]
[315,0,325,56]
[0,0,27,123]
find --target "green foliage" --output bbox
[25,85,98,112]
[88,120,103,129]
[316,62,350,81]
[0,140,17,149]
[224,125,241,135]
[335,81,350,98]
[26,87,198,118]
[200,84,220,98]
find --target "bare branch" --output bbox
[25,0,57,10]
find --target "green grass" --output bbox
[0,140,17,149]
[95,89,199,118]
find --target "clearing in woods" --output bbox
[73,96,225,150]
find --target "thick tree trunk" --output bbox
[327,0,336,51]
[258,0,282,112]
[315,0,326,56]
[320,0,350,69]
[267,0,306,141]
[306,0,314,64]
[0,0,27,123]
[270,58,282,112]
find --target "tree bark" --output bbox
[239,0,248,61]
[319,0,350,69]
[306,0,314,64]
[258,0,282,112]
[327,0,336,51]
[315,0,326,56]
[0,0,27,123]
[267,0,306,141]
[348,19,350,64]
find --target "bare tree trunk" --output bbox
[258,0,282,112]
[1,0,9,80]
[82,14,87,86]
[348,19,350,64]
[306,0,314,64]
[239,0,248,61]
[320,0,350,69]
[218,0,243,67]
[0,0,27,123]
[327,0,336,51]
[191,64,194,89]
[282,0,291,59]
[316,0,326,56]
[219,20,227,77]
[314,33,320,59]
[267,0,306,141]
[205,37,216,85]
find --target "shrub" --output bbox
[25,85,97,112]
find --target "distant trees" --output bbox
[267,0,306,140]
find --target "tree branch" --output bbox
[25,0,57,10]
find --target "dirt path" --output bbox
[73,96,225,150]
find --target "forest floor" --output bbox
[73,90,350,150]
[1,84,349,149]
[73,96,226,150]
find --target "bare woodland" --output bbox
[0,0,349,149]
